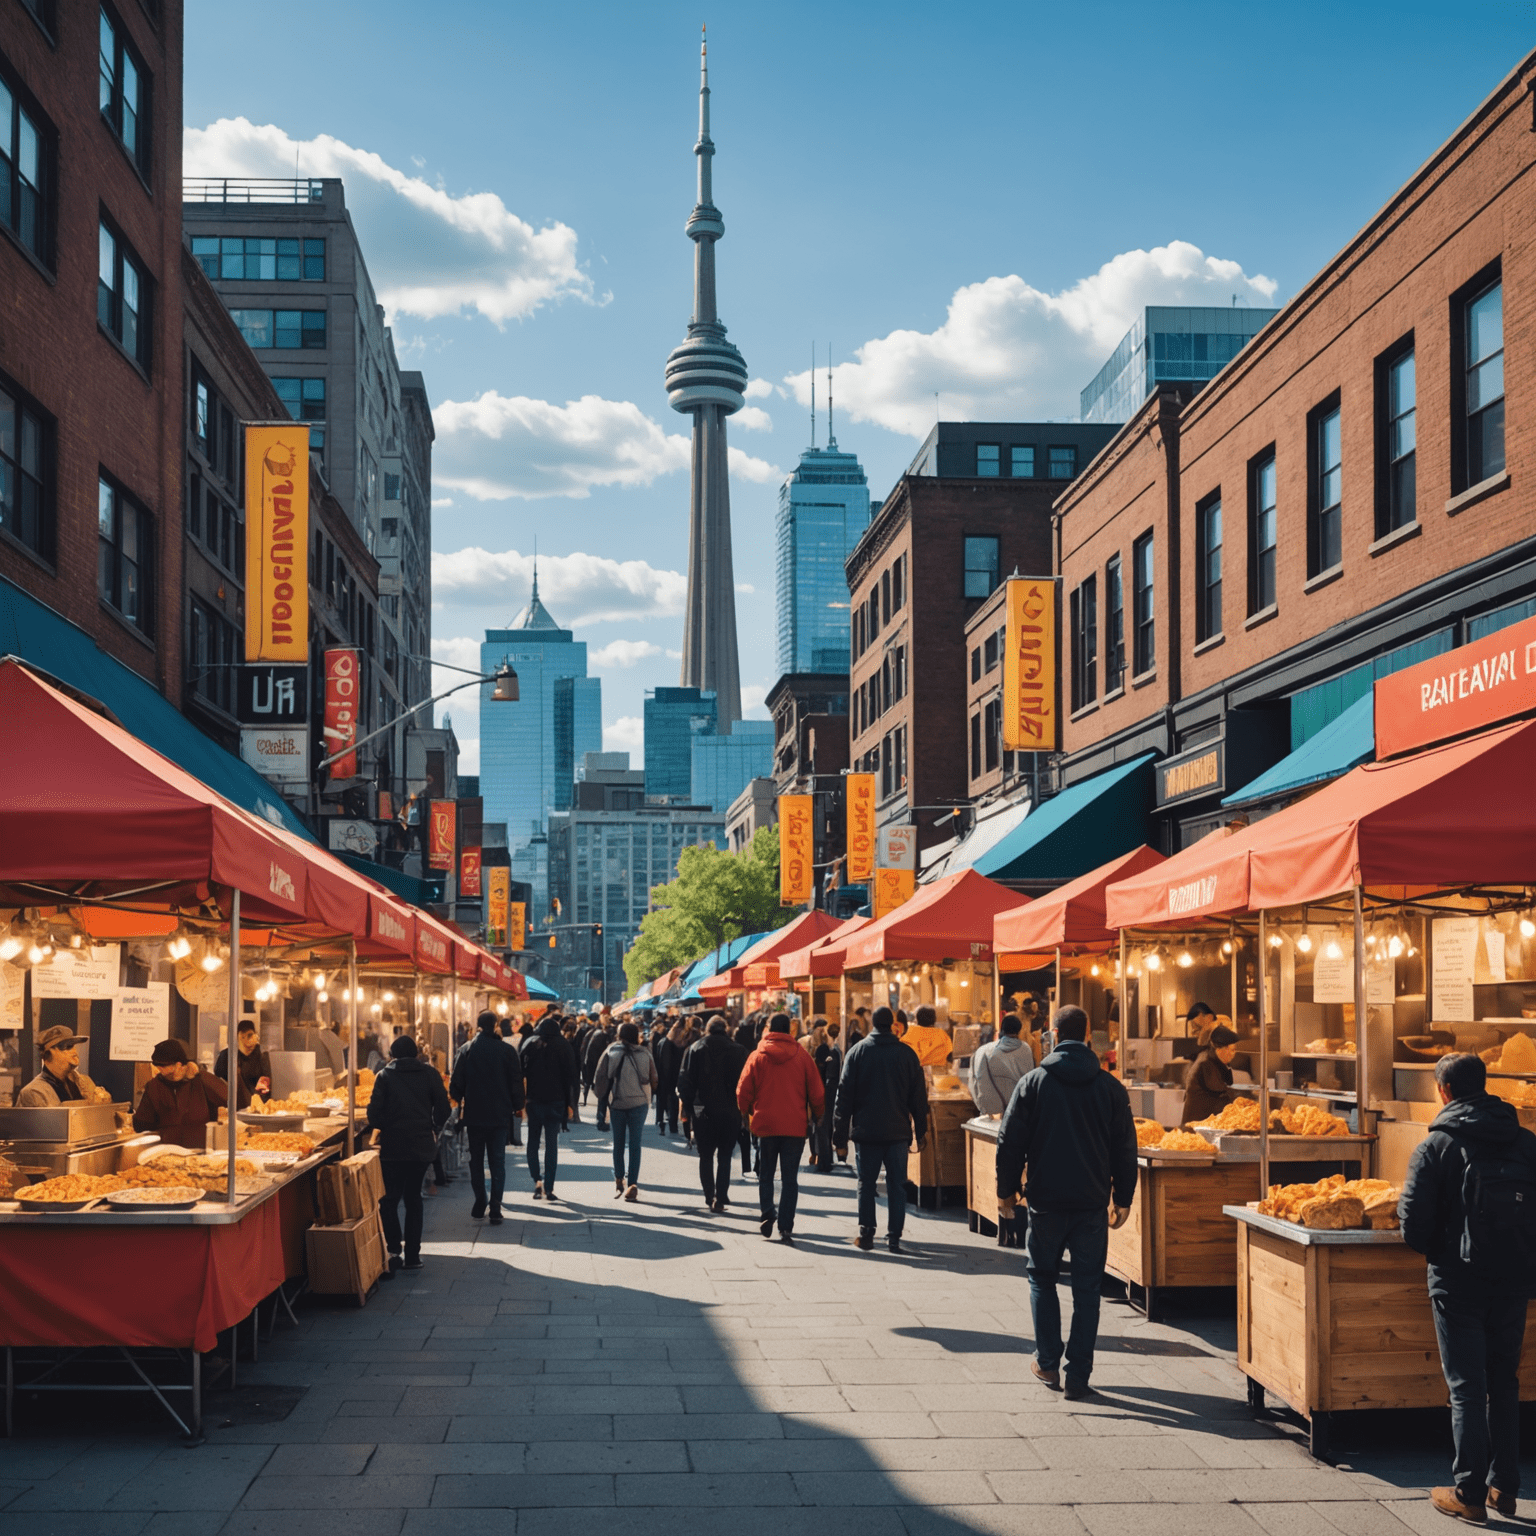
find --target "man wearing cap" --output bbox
[132,1039,229,1148]
[1181,1024,1247,1126]
[18,1026,107,1106]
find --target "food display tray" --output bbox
[1142,1146,1219,1162]
[236,1110,308,1130]
[103,1189,204,1210]
[17,1195,102,1212]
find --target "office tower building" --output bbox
[644,686,716,801]
[691,718,774,813]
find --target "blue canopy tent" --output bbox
[1221,693,1374,809]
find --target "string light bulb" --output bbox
[0,935,22,961]
[1296,931,1314,954]
[1090,962,1101,977]
[201,951,224,972]
[317,990,328,1004]
[1522,916,1536,939]
[1268,932,1283,949]
[1144,950,1163,972]
[1176,950,1194,969]
[167,935,192,960]
[26,942,47,965]
[383,991,395,1003]
[1324,932,1344,961]
[1388,934,1405,958]
[1221,938,1234,956]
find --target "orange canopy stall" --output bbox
[842,869,1029,970]
[713,910,845,995]
[777,915,869,980]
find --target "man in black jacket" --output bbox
[1401,1052,1536,1522]
[367,1036,451,1272]
[449,1011,526,1223]
[997,1005,1136,1399]
[677,1015,747,1212]
[833,1006,928,1253]
[583,1021,615,1127]
[519,1013,580,1201]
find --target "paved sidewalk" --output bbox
[0,1117,1502,1534]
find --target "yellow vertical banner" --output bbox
[779,794,814,905]
[873,868,915,918]
[1001,576,1058,752]
[486,866,510,946]
[244,425,310,662]
[508,902,526,952]
[845,773,876,884]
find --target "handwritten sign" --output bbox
[31,945,121,1001]
[1432,917,1478,1022]
[0,964,21,1030]
[111,983,170,1061]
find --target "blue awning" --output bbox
[1222,693,1374,807]
[677,931,766,999]
[972,753,1157,883]
[337,853,442,907]
[0,576,314,842]
[524,974,558,1001]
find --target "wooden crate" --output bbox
[1105,1161,1262,1294]
[908,1098,974,1197]
[315,1148,385,1225]
[306,1210,388,1305]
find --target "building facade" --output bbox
[1056,49,1536,851]
[725,776,777,854]
[775,439,871,677]
[644,685,716,800]
[691,717,773,813]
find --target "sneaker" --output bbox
[854,1228,875,1251]
[402,1257,424,1271]
[779,1230,794,1244]
[489,1208,503,1225]
[545,1190,559,1203]
[760,1216,775,1237]
[470,1200,487,1220]
[1487,1490,1516,1518]
[1431,1487,1487,1523]
[623,1184,639,1202]
[1031,1361,1061,1389]
[533,1182,544,1201]
[1062,1380,1092,1402]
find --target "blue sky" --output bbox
[184,1,1534,772]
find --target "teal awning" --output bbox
[0,576,314,842]
[1222,692,1374,808]
[973,753,1156,883]
[337,853,442,907]
[524,974,558,1001]
[678,931,765,999]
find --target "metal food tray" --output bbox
[17,1195,104,1212]
[104,1188,205,1210]
[236,1110,308,1130]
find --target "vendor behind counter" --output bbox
[903,1005,953,1069]
[133,1038,228,1148]
[213,1021,271,1110]
[17,1025,108,1106]
[1181,1023,1249,1125]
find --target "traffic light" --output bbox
[548,934,557,950]
[594,923,603,939]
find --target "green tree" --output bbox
[622,823,795,995]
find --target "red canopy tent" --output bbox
[777,915,869,980]
[1105,717,1536,930]
[714,910,845,990]
[995,845,1165,960]
[842,869,1030,970]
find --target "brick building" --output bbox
[847,422,1118,851]
[1057,49,1536,852]
[1,0,185,694]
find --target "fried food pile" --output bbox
[1276,1103,1351,1137]
[1299,1038,1355,1054]
[239,1131,316,1154]
[120,1162,216,1189]
[1193,1099,1281,1133]
[1135,1117,1166,1148]
[1484,1032,1536,1076]
[1257,1173,1400,1229]
[1489,1078,1536,1108]
[21,1174,125,1202]
[1158,1129,1215,1152]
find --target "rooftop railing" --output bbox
[183,177,327,204]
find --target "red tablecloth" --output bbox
[0,1198,285,1353]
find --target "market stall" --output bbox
[776,916,869,1030]
[704,911,846,1020]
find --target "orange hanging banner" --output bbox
[244,424,310,662]
[508,901,525,953]
[845,773,876,884]
[779,794,814,905]
[873,867,915,918]
[428,799,456,871]
[459,846,482,898]
[323,648,359,778]
[486,866,509,945]
[1001,576,1058,752]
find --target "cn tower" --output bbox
[664,27,746,729]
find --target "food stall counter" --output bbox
[909,1089,976,1208]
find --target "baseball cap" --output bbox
[37,1025,87,1053]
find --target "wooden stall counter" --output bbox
[910,1092,975,1209]
[1228,1204,1536,1459]
[963,1115,1001,1233]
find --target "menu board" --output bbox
[1311,945,1396,1007]
[1432,917,1478,1022]
[111,983,171,1061]
[0,963,21,1030]
[31,945,121,1001]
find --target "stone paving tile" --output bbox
[220,1512,405,1536]
[1077,1510,1273,1536]
[316,1418,449,1444]
[0,1516,156,1536]
[430,1472,614,1507]
[1243,1504,1423,1536]
[783,1411,939,1439]
[898,1506,1095,1536]
[520,1508,910,1536]
[794,1469,1000,1505]
[616,1471,801,1506]
[239,1473,435,1509]
[1032,1433,1212,1471]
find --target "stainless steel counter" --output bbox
[1223,1203,1404,1246]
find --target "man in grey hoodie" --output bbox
[969,1013,1031,1116]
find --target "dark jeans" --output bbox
[611,1103,646,1185]
[596,1088,610,1131]
[1025,1206,1110,1386]
[739,1120,753,1171]
[467,1125,507,1209]
[696,1115,738,1205]
[655,1085,679,1133]
[1432,1286,1527,1500]
[757,1135,805,1232]
[811,1103,835,1171]
[526,1102,563,1191]
[855,1139,909,1236]
[379,1158,429,1260]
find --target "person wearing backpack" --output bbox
[1400,1051,1536,1523]
[594,1022,658,1201]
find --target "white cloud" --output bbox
[184,118,596,325]
[665,649,683,660]
[784,241,1279,437]
[433,390,780,500]
[736,583,755,594]
[433,547,686,626]
[430,637,483,774]
[590,639,663,669]
[744,377,775,399]
[604,716,645,757]
[740,685,771,719]
[734,406,773,433]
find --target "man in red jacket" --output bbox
[736,1013,824,1242]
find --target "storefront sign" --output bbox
[415,924,449,971]
[486,866,510,946]
[32,944,121,1001]
[323,648,360,778]
[1156,739,1225,808]
[243,424,310,662]
[779,794,814,904]
[846,773,876,884]
[1001,577,1058,752]
[327,818,378,858]
[238,664,305,724]
[110,982,170,1061]
[1376,614,1536,759]
[873,867,915,918]
[240,726,309,786]
[877,824,916,872]
[508,901,525,952]
[460,847,482,898]
[428,800,456,871]
[1432,916,1478,1021]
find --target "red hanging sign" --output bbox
[323,648,359,778]
[428,799,456,871]
[460,846,482,897]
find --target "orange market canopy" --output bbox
[714,910,845,990]
[995,845,1165,960]
[842,869,1030,970]
[1105,717,1536,930]
[777,915,869,980]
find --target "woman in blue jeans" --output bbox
[594,1022,658,1202]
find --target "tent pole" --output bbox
[346,940,358,1159]
[1229,920,1239,1023]
[226,889,241,1204]
[1353,883,1370,1155]
[1258,910,1269,1198]
[1118,930,1128,1083]
[1055,947,1062,1016]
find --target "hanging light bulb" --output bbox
[383,990,395,1003]
[167,935,192,960]
[317,989,329,1003]
[1268,931,1283,949]
[1296,930,1314,954]
[371,1003,382,1014]
[1090,962,1101,977]
[496,1001,509,1016]
[26,942,47,965]
[1324,931,1343,961]
[1521,915,1535,939]
[201,951,224,972]
[1176,949,1194,969]
[1388,933,1405,958]
[1221,938,1234,956]
[1144,950,1162,972]
[0,935,21,962]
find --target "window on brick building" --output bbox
[975,443,1000,476]
[983,700,1001,773]
[1248,451,1277,614]
[98,474,151,633]
[1463,279,1504,488]
[891,554,905,611]
[1307,397,1343,577]
[98,221,150,368]
[0,70,51,267]
[1196,492,1222,642]
[963,536,1000,599]
[1049,446,1077,480]
[894,725,906,791]
[881,732,892,798]
[970,646,980,683]
[0,377,53,563]
[1132,532,1155,676]
[1104,554,1124,694]
[881,569,891,624]
[970,712,981,781]
[188,594,238,715]
[1375,339,1416,536]
[273,377,326,455]
[19,1,57,40]
[894,646,907,700]
[1070,575,1097,712]
[1011,445,1035,478]
[99,7,150,179]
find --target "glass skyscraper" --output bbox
[1080,306,1281,425]
[644,686,717,800]
[479,574,601,911]
[775,438,871,678]
[691,718,774,813]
